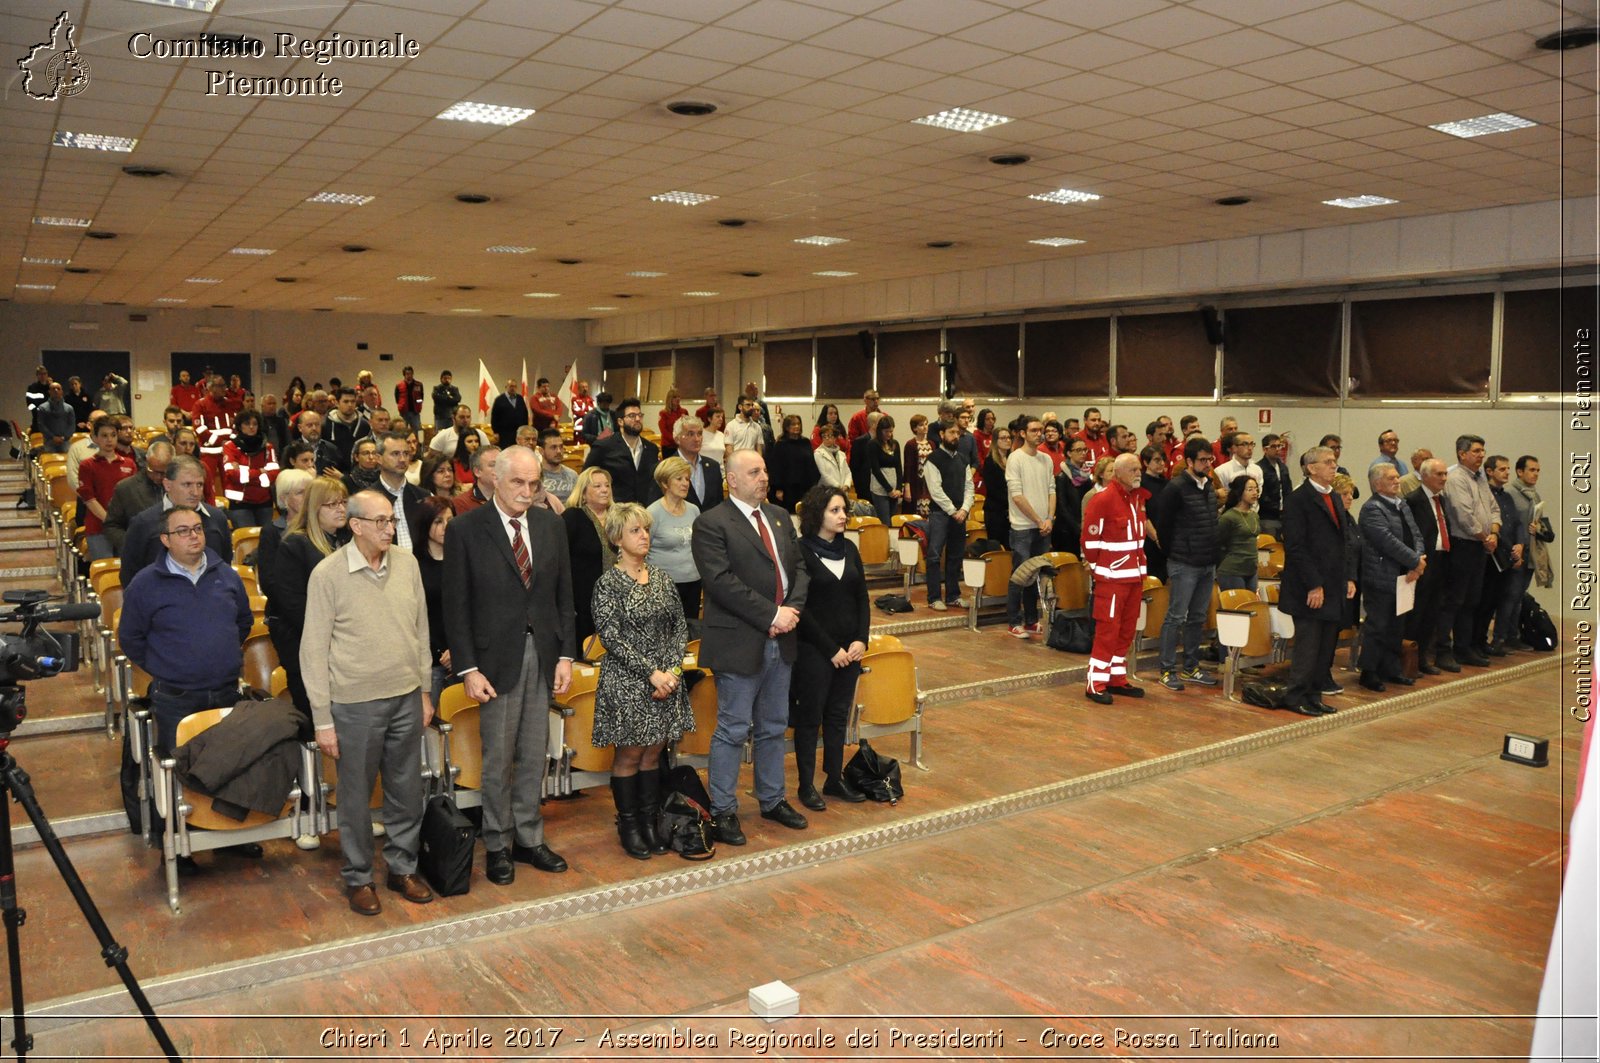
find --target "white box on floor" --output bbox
[748,980,799,1022]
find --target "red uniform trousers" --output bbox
[1086,579,1143,693]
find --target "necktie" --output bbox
[509,518,531,588]
[1432,495,1450,552]
[751,509,783,605]
[1323,491,1340,526]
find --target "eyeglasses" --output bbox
[320,500,347,510]
[163,524,205,538]
[351,515,397,528]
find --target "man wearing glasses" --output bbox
[301,491,436,915]
[582,396,660,505]
[1152,436,1222,691]
[119,505,253,752]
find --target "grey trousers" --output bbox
[478,634,549,851]
[331,690,424,888]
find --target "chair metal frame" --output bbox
[846,649,927,771]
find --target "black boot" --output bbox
[610,775,651,860]
[823,773,868,803]
[636,769,670,854]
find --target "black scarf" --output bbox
[803,533,848,562]
[233,430,264,455]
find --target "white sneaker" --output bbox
[371,821,386,837]
[953,598,970,608]
[1009,625,1030,639]
[929,600,948,611]
[295,834,321,851]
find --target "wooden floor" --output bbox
[0,466,1582,1062]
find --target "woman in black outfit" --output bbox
[791,484,871,810]
[980,425,1012,548]
[562,465,614,648]
[767,414,820,512]
[412,494,454,704]
[266,477,349,734]
[1053,437,1093,552]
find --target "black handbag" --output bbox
[1046,613,1093,654]
[418,794,475,896]
[843,739,904,804]
[1241,680,1295,709]
[1520,594,1558,652]
[657,764,715,860]
[875,594,914,614]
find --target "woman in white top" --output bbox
[813,423,852,489]
[645,456,702,619]
[701,406,728,464]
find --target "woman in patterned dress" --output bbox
[591,502,694,859]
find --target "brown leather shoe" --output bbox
[347,883,381,916]
[385,873,434,905]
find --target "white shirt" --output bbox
[1215,457,1262,489]
[727,417,764,453]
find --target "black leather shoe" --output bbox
[485,848,515,885]
[1459,651,1491,667]
[797,784,826,812]
[711,811,746,846]
[1381,674,1416,686]
[1285,702,1322,717]
[1085,688,1114,705]
[823,776,867,803]
[1434,655,1462,673]
[1358,672,1387,692]
[175,855,202,876]
[759,799,808,830]
[1108,684,1146,698]
[1485,643,1508,657]
[512,843,568,873]
[222,842,264,858]
[1417,661,1441,675]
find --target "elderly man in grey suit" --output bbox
[691,449,811,845]
[1357,464,1427,692]
[443,445,575,885]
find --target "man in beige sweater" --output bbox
[301,489,435,916]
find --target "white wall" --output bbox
[1,302,601,428]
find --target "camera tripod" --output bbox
[0,721,181,1062]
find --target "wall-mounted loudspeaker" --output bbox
[857,329,874,360]
[1200,305,1225,347]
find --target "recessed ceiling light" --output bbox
[989,153,1031,166]
[122,165,169,177]
[486,245,535,253]
[53,131,138,152]
[813,271,857,278]
[627,270,666,278]
[739,271,762,277]
[652,190,718,206]
[230,247,275,255]
[334,296,363,301]
[666,100,717,116]
[131,0,218,10]
[1536,26,1599,50]
[1323,195,1397,209]
[587,305,618,311]
[306,191,374,205]
[275,277,297,283]
[926,241,954,249]
[16,284,56,290]
[795,235,847,246]
[557,258,582,265]
[524,292,561,298]
[397,275,434,282]
[1028,188,1101,205]
[717,218,747,228]
[451,308,482,313]
[22,257,69,265]
[1429,113,1537,138]
[913,107,1012,133]
[185,277,221,284]
[155,297,187,303]
[85,231,116,239]
[34,216,91,227]
[455,193,492,204]
[1029,237,1085,247]
[1215,196,1252,207]
[683,291,719,297]
[437,101,535,126]
[64,266,91,274]
[342,244,369,253]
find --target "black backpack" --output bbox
[1241,680,1295,709]
[1520,594,1557,652]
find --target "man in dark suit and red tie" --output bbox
[691,449,810,845]
[1404,458,1457,674]
[1280,445,1356,717]
[443,445,576,885]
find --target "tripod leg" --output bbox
[0,752,183,1063]
[0,786,32,1060]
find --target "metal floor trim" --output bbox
[872,613,967,637]
[0,566,61,579]
[24,655,1557,1031]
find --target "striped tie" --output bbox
[510,518,531,588]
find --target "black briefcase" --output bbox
[418,794,474,896]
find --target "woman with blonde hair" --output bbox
[646,456,702,618]
[563,465,614,646]
[258,467,312,606]
[591,502,693,858]
[267,477,349,730]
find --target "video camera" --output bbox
[0,589,95,735]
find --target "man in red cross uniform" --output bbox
[1080,452,1151,704]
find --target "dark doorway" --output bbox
[172,352,251,392]
[41,349,132,398]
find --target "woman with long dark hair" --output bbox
[865,414,902,524]
[412,494,454,703]
[811,404,848,455]
[981,425,1012,546]
[1216,475,1261,593]
[790,484,871,809]
[768,414,820,512]
[418,452,456,499]
[563,466,614,647]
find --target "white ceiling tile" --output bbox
[535,35,653,71]
[871,0,1016,34]
[434,20,558,57]
[1322,24,1461,64]
[1259,2,1400,45]
[887,36,1011,73]
[472,0,609,33]
[757,42,870,78]
[1022,0,1171,32]
[1025,32,1151,70]
[572,7,703,48]
[803,17,935,57]
[1102,5,1247,49]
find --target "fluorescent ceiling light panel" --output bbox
[683,291,719,296]
[1429,113,1536,138]
[912,107,1012,133]
[626,271,666,278]
[524,292,560,298]
[53,131,138,152]
[186,277,220,284]
[651,191,717,206]
[334,296,363,301]
[437,101,535,126]
[451,308,482,313]
[1028,188,1100,205]
[486,245,535,253]
[230,247,275,255]
[813,270,857,277]
[397,274,434,282]
[131,0,218,10]
[1323,195,1397,208]
[22,257,69,265]
[1029,237,1086,247]
[34,216,91,227]
[794,235,847,246]
[307,192,374,205]
[587,305,617,311]
[16,284,56,290]
[155,297,187,302]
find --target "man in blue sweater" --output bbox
[119,505,252,752]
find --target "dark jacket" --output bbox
[171,696,303,819]
[1405,486,1458,561]
[324,413,370,471]
[583,432,661,505]
[431,382,462,427]
[1258,457,1292,521]
[692,498,810,674]
[1153,471,1220,567]
[103,470,163,554]
[563,506,610,643]
[768,436,820,512]
[120,502,233,587]
[1140,471,1169,581]
[1359,494,1423,592]
[684,453,724,510]
[1280,481,1350,621]
[490,392,529,448]
[119,548,252,689]
[1053,469,1092,553]
[795,537,870,659]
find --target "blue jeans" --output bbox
[86,533,114,562]
[1216,572,1258,593]
[870,493,896,524]
[1007,528,1049,626]
[150,678,241,752]
[925,509,965,605]
[1496,565,1533,645]
[707,639,792,816]
[1159,561,1215,672]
